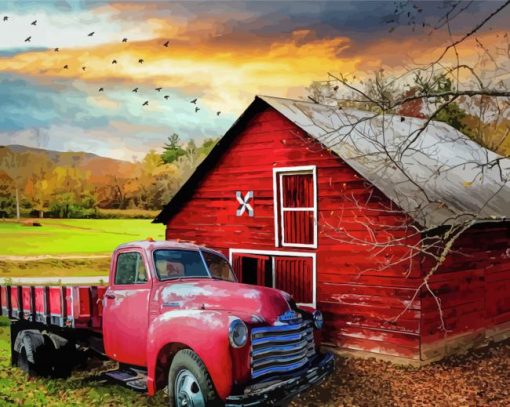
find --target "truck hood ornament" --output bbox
[278,310,301,324]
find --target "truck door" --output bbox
[103,249,151,367]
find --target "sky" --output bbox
[0,0,508,161]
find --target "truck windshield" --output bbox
[201,250,236,282]
[153,250,209,280]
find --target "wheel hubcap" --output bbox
[175,369,205,407]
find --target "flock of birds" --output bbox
[3,15,222,116]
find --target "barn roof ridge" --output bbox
[154,95,510,229]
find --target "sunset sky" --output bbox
[0,1,508,161]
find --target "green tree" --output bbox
[199,138,218,156]
[161,133,186,164]
[0,170,15,217]
[414,74,473,136]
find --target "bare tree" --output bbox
[305,1,510,333]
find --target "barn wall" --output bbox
[420,223,510,361]
[166,106,424,360]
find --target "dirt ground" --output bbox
[291,339,510,407]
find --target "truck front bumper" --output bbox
[225,352,335,406]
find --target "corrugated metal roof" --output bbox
[260,95,510,229]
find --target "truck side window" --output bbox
[115,252,148,285]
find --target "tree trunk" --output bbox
[15,187,20,220]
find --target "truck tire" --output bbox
[15,331,53,377]
[17,344,36,375]
[168,349,221,407]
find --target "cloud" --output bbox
[0,4,158,51]
[0,0,508,160]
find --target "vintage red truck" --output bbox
[0,240,334,406]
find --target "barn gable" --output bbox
[156,96,510,229]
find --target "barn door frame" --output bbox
[229,248,316,307]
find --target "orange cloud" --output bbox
[1,22,506,115]
[0,31,358,113]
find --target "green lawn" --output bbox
[0,317,166,406]
[0,219,165,256]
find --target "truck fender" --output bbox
[43,332,69,350]
[146,310,234,399]
[14,330,45,364]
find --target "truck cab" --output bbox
[4,240,334,406]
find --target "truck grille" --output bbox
[250,320,315,380]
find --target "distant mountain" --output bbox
[0,144,139,182]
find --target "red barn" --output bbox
[154,96,510,364]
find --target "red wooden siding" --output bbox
[274,256,313,304]
[420,223,510,357]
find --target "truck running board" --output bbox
[103,367,148,392]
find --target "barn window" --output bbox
[231,250,316,306]
[274,166,317,248]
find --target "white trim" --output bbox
[281,207,315,211]
[229,248,316,307]
[273,165,318,249]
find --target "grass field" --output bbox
[0,219,165,278]
[0,219,165,256]
[0,317,166,406]
[0,258,111,278]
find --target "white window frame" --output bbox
[273,165,317,249]
[229,248,316,307]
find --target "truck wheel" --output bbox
[16,333,53,376]
[17,346,36,375]
[168,349,221,407]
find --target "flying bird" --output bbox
[24,36,31,42]
[142,100,149,106]
[122,38,128,43]
[112,59,117,64]
[3,16,8,22]
[88,32,94,37]
[190,98,197,104]
[54,47,59,52]
[333,85,339,91]
[132,88,138,93]
[164,95,170,100]
[63,64,69,69]
[163,40,169,47]
[195,107,200,113]
[400,116,405,122]
[216,111,221,116]
[155,87,162,92]
[99,87,104,92]
[31,20,37,26]
[138,59,144,64]
[82,66,86,71]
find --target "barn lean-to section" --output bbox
[154,96,510,364]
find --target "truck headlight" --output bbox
[312,310,324,329]
[229,319,248,348]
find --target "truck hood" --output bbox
[157,279,291,325]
